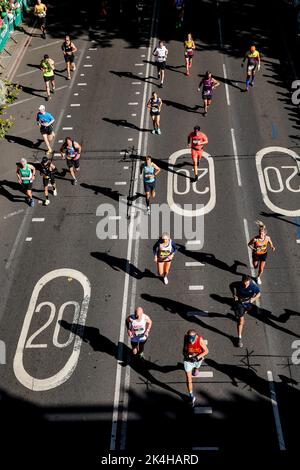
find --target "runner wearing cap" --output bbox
[36,105,55,154]
[187,126,208,181]
[241,45,261,91]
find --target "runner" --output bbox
[61,35,77,80]
[126,307,152,360]
[241,45,261,91]
[153,233,177,284]
[230,274,261,347]
[197,71,220,115]
[141,155,160,215]
[36,104,55,154]
[153,40,168,88]
[16,158,36,207]
[174,0,184,29]
[40,156,57,205]
[147,91,162,134]
[187,125,208,181]
[183,329,208,406]
[248,220,275,284]
[39,54,55,101]
[60,137,81,185]
[184,33,195,76]
[34,0,47,39]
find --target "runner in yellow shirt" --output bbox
[241,45,261,91]
[34,0,47,39]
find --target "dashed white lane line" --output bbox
[135,92,141,95]
[25,237,32,242]
[58,139,63,143]
[131,113,137,117]
[83,64,93,67]
[186,310,209,317]
[135,63,144,66]
[115,182,127,186]
[86,56,91,58]
[138,72,143,75]
[32,218,45,222]
[62,127,73,130]
[128,138,133,142]
[297,240,300,244]
[109,216,121,220]
[141,54,146,58]
[189,285,204,291]
[80,73,85,76]
[194,407,213,414]
[231,128,242,187]
[185,261,205,267]
[67,115,71,118]
[74,93,79,96]
[89,48,97,50]
[223,63,231,106]
[70,103,80,107]
[123,166,129,169]
[128,102,139,105]
[132,81,141,85]
[267,370,286,450]
[78,83,87,86]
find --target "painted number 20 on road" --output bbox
[13,269,91,391]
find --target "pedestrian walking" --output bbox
[153,233,177,284]
[183,329,208,406]
[36,104,55,154]
[126,307,152,359]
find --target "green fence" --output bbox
[0,1,32,53]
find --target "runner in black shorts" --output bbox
[34,0,47,39]
[40,156,57,205]
[62,36,77,80]
[248,220,275,284]
[141,155,160,214]
[60,137,81,185]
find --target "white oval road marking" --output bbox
[167,149,216,217]
[13,269,91,391]
[256,146,300,216]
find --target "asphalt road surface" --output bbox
[0,0,299,466]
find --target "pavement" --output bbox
[0,0,299,466]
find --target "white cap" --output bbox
[39,105,45,111]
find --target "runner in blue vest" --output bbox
[141,155,160,214]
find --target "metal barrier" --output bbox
[0,1,32,53]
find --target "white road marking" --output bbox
[13,269,91,391]
[189,285,204,290]
[140,46,147,49]
[256,146,300,216]
[297,240,300,244]
[223,63,230,106]
[132,82,141,85]
[185,261,205,267]
[109,216,121,220]
[186,240,202,246]
[231,128,242,187]
[243,219,256,276]
[89,47,97,50]
[167,149,216,217]
[135,92,140,95]
[83,64,93,67]
[63,127,73,130]
[70,103,80,107]
[3,209,24,220]
[115,182,127,186]
[58,139,63,143]
[54,153,61,156]
[111,235,118,239]
[194,407,213,414]
[267,371,286,450]
[131,113,137,117]
[135,63,144,66]
[74,93,79,96]
[32,218,45,222]
[25,237,32,242]
[67,115,71,118]
[123,166,129,169]
[141,54,146,57]
[186,311,209,317]
[128,138,133,141]
[16,60,65,77]
[80,73,85,76]
[77,83,87,86]
[138,72,143,75]
[194,371,213,378]
[5,207,30,270]
[30,40,61,51]
[128,102,139,105]
[86,56,90,58]
[111,0,157,451]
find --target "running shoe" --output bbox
[237,337,243,348]
[53,189,57,196]
[186,70,190,76]
[156,128,161,135]
[44,199,50,206]
[147,207,151,215]
[257,276,262,285]
[189,395,196,406]
[151,129,156,134]
[72,179,78,185]
[46,149,53,155]
[29,199,35,207]
[163,276,168,285]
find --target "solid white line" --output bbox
[112,0,158,452]
[115,182,127,186]
[63,127,73,130]
[89,48,97,50]
[3,209,24,220]
[231,128,242,187]
[267,371,286,450]
[192,447,219,451]
[5,207,30,270]
[189,285,204,291]
[128,102,139,105]
[16,60,65,77]
[185,261,205,267]
[243,218,255,274]
[70,104,80,107]
[223,63,231,106]
[109,216,121,220]
[25,237,32,242]
[194,407,213,414]
[186,310,209,317]
[32,218,45,222]
[30,40,61,51]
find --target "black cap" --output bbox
[194,126,200,131]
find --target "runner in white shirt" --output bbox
[153,40,168,88]
[126,307,152,359]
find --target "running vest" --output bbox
[65,141,79,160]
[158,239,173,259]
[143,163,155,183]
[253,236,269,255]
[185,335,203,357]
[155,46,167,62]
[150,97,161,113]
[19,165,32,184]
[62,42,73,54]
[40,59,54,77]
[184,40,194,55]
[40,163,52,178]
[129,314,148,341]
[246,50,259,67]
[191,131,204,150]
[202,78,213,96]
